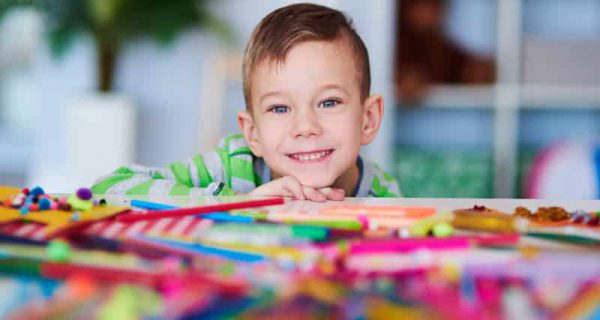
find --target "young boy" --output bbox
[91,3,400,201]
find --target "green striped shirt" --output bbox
[91,134,401,197]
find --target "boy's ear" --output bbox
[360,94,384,145]
[237,110,263,156]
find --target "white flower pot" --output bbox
[66,93,136,188]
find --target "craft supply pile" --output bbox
[0,186,598,318]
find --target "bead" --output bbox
[21,188,29,195]
[47,240,71,262]
[50,202,59,210]
[29,204,39,211]
[71,212,80,221]
[76,188,93,201]
[99,198,107,206]
[19,206,29,215]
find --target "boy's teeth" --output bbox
[293,150,330,161]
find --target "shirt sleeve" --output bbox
[368,164,402,198]
[90,150,235,196]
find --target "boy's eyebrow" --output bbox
[258,84,351,105]
[318,84,350,96]
[259,91,284,105]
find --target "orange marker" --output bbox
[320,205,435,218]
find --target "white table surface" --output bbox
[104,195,600,214]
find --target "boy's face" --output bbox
[238,38,383,189]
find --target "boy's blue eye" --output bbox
[319,99,339,108]
[269,105,289,113]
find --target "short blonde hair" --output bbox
[242,3,371,110]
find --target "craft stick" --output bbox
[266,213,365,231]
[526,232,600,246]
[117,198,284,222]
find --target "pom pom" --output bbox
[30,186,44,197]
[19,206,29,215]
[76,188,93,201]
[67,194,93,211]
[38,198,51,210]
[47,241,71,262]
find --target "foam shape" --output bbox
[0,186,129,239]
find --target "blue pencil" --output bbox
[130,199,178,210]
[132,235,266,262]
[200,212,255,223]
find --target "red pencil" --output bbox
[117,197,285,222]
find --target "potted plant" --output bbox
[0,0,229,189]
[1,0,229,91]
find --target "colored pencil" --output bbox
[201,212,254,223]
[130,199,178,210]
[126,235,267,262]
[117,198,285,222]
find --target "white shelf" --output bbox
[410,84,600,109]
[416,85,496,109]
[388,0,600,198]
[521,85,600,108]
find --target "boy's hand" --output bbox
[249,176,345,202]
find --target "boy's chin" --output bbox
[296,175,335,189]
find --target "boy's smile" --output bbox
[287,149,334,162]
[238,37,383,195]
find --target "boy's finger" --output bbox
[282,176,305,200]
[318,187,345,201]
[302,186,327,202]
[328,188,345,201]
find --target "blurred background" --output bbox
[0,0,599,199]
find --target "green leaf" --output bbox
[47,25,76,57]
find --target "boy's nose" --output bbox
[290,109,323,138]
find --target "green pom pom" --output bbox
[47,240,71,262]
[409,224,430,237]
[67,194,93,211]
[432,223,454,238]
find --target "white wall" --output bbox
[1,0,396,192]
